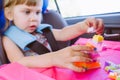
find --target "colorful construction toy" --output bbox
[74,35,104,70]
[87,34,104,52]
[104,61,120,80]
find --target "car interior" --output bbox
[0,0,71,65]
[0,0,120,66]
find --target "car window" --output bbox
[48,0,120,18]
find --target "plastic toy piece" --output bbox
[86,34,104,52]
[92,35,104,43]
[104,61,120,72]
[108,72,117,80]
[85,42,96,50]
[87,27,96,33]
[104,61,120,80]
[73,62,101,69]
[108,72,120,80]
[117,75,120,80]
[73,35,104,70]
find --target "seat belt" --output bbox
[42,27,59,51]
[27,41,50,54]
[27,27,59,55]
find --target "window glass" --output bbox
[47,0,57,11]
[48,0,120,18]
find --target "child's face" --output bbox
[12,2,42,33]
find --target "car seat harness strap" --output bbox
[4,24,59,55]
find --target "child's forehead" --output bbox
[17,4,42,10]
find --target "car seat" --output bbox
[0,0,9,65]
[0,0,70,65]
[42,10,70,49]
[42,0,70,49]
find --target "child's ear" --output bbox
[4,7,13,21]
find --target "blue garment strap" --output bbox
[4,24,52,50]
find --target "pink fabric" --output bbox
[0,38,120,80]
[0,63,55,80]
[31,67,74,80]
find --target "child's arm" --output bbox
[2,36,54,68]
[53,17,104,41]
[3,36,93,72]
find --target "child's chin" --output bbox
[28,30,35,34]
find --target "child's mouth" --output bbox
[29,25,37,30]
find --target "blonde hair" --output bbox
[4,0,42,8]
[4,0,42,30]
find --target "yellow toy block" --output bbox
[92,35,104,43]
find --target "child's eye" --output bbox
[25,10,30,14]
[36,11,41,15]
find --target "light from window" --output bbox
[48,0,120,18]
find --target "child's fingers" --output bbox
[73,52,90,57]
[96,19,104,34]
[67,64,86,72]
[71,45,93,51]
[70,56,92,62]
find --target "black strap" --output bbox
[27,41,50,55]
[27,27,59,55]
[42,27,59,51]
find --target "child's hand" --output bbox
[82,17,104,34]
[51,45,93,72]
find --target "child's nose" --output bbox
[30,14,38,22]
[30,18,36,22]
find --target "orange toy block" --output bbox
[86,43,96,50]
[73,62,101,69]
[108,72,117,80]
